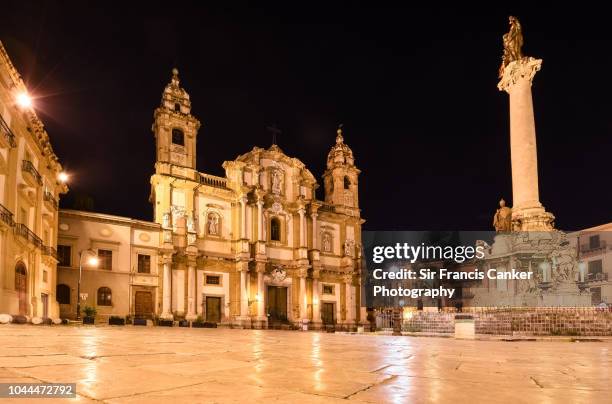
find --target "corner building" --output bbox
[150,70,365,329]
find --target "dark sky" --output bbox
[1,3,610,231]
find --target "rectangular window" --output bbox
[172,128,185,146]
[42,270,48,283]
[206,275,220,285]
[57,245,71,267]
[98,249,113,270]
[588,260,603,278]
[322,284,334,295]
[137,254,151,273]
[589,235,601,250]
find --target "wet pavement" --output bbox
[0,325,610,403]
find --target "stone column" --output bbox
[238,263,249,319]
[312,270,321,324]
[299,269,308,322]
[498,57,554,230]
[256,262,266,320]
[344,274,354,325]
[239,196,247,239]
[298,207,306,248]
[257,199,264,241]
[186,257,197,320]
[311,212,318,249]
[161,257,173,320]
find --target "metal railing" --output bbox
[43,245,58,259]
[22,160,43,186]
[43,191,59,209]
[318,203,336,213]
[0,113,16,148]
[0,203,14,227]
[199,173,228,189]
[581,241,607,253]
[14,223,43,249]
[588,272,609,282]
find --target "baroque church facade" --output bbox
[56,69,365,329]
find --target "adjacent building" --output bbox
[570,223,612,305]
[0,41,67,319]
[57,69,366,329]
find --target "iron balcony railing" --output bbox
[318,203,336,213]
[588,272,609,282]
[43,191,59,209]
[0,113,16,148]
[199,173,228,189]
[43,245,58,259]
[581,241,607,253]
[22,160,43,186]
[0,203,14,227]
[14,223,43,249]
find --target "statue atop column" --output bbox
[493,198,513,232]
[499,16,524,78]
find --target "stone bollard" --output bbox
[454,314,475,339]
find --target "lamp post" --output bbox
[76,249,98,320]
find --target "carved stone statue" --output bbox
[207,213,219,235]
[493,199,513,232]
[186,215,195,233]
[499,16,524,78]
[322,233,332,252]
[344,239,354,257]
[162,212,171,229]
[271,170,283,194]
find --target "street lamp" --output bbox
[16,92,32,109]
[76,249,98,320]
[58,172,69,183]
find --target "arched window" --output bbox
[343,176,351,189]
[171,128,185,146]
[270,217,281,242]
[97,287,112,306]
[56,284,70,305]
[174,103,181,112]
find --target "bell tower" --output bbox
[152,68,200,171]
[323,126,360,208]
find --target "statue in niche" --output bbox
[162,212,171,229]
[322,232,332,253]
[271,170,283,194]
[187,215,195,233]
[207,213,219,235]
[493,199,513,232]
[499,16,524,77]
[344,239,354,257]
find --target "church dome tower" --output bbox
[152,68,201,170]
[322,126,360,208]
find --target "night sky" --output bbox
[1,3,610,231]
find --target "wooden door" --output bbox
[322,302,335,325]
[267,286,288,322]
[205,296,221,323]
[15,264,27,315]
[134,291,153,319]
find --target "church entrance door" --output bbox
[267,286,288,323]
[322,302,335,325]
[134,291,153,319]
[205,296,221,323]
[15,263,27,315]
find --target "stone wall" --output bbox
[401,308,612,336]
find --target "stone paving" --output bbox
[0,325,610,403]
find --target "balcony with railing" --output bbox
[0,113,16,148]
[581,240,607,255]
[43,191,59,210]
[14,223,43,249]
[43,245,58,259]
[22,160,43,186]
[587,272,609,282]
[318,203,336,213]
[199,173,228,189]
[0,203,14,227]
